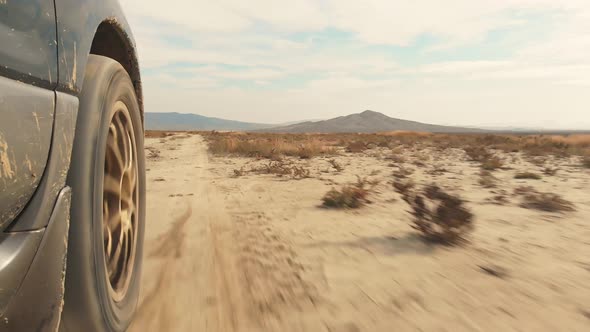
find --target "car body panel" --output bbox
[7,92,78,232]
[54,0,139,95]
[0,0,58,89]
[0,0,58,230]
[0,187,70,332]
[0,229,44,314]
[0,76,55,230]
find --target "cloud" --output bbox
[119,0,590,129]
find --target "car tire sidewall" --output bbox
[63,55,145,332]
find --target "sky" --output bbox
[120,0,590,129]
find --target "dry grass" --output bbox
[346,141,368,153]
[487,194,509,205]
[328,159,344,172]
[405,184,474,244]
[513,185,537,196]
[393,179,415,197]
[205,132,335,159]
[322,177,376,209]
[231,160,311,179]
[426,165,448,176]
[512,186,575,212]
[548,134,590,146]
[392,167,414,179]
[481,156,504,171]
[478,170,498,188]
[200,131,590,161]
[520,192,575,212]
[251,161,311,179]
[464,146,491,162]
[514,172,542,180]
[463,146,503,170]
[145,130,175,138]
[145,146,161,160]
[387,154,406,164]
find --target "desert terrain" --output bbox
[129,131,590,332]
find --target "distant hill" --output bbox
[145,112,275,131]
[258,110,486,133]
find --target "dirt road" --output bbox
[130,133,590,332]
[129,134,322,332]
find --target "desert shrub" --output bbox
[251,161,311,179]
[292,166,311,179]
[519,192,575,212]
[464,146,491,162]
[427,165,448,176]
[322,177,373,208]
[481,156,503,171]
[145,146,161,160]
[387,154,406,164]
[514,172,542,180]
[548,134,590,146]
[543,167,558,176]
[463,146,503,170]
[393,179,415,198]
[233,167,246,177]
[406,185,474,244]
[478,170,497,188]
[145,130,174,138]
[487,194,509,205]
[346,141,368,153]
[583,156,590,168]
[328,159,343,172]
[513,185,536,196]
[206,133,334,159]
[392,167,414,179]
[529,156,546,166]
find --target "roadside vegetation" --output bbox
[322,177,377,209]
[148,130,585,231]
[205,132,335,159]
[402,184,474,245]
[194,131,590,159]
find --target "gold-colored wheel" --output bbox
[102,101,138,302]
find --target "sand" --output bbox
[129,133,590,332]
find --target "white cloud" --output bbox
[119,0,590,129]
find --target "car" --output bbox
[0,1,145,331]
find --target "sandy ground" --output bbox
[129,133,590,332]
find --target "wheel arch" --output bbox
[55,0,144,123]
[89,20,144,123]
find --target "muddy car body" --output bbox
[0,1,145,331]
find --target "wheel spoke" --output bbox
[114,115,131,169]
[102,103,139,302]
[107,228,125,277]
[106,130,125,174]
[104,173,121,196]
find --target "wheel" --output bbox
[60,55,146,332]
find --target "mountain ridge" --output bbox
[145,112,275,131]
[257,110,485,133]
[145,110,588,134]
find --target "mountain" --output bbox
[145,112,275,131]
[145,111,492,133]
[258,110,485,133]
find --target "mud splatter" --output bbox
[0,134,15,179]
[32,112,40,132]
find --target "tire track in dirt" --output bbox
[131,204,192,331]
[131,134,323,331]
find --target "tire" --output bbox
[60,55,145,332]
